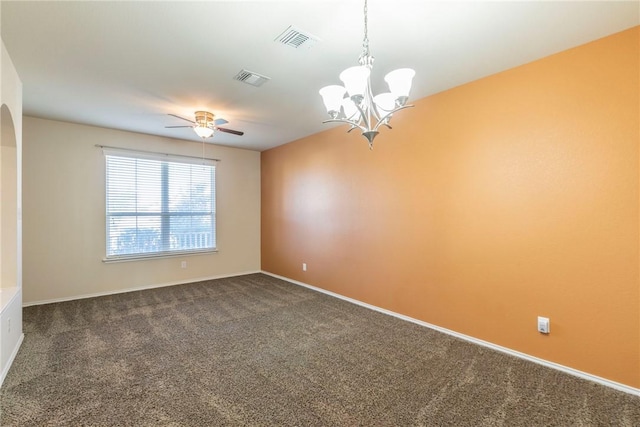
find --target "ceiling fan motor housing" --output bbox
[195,111,215,127]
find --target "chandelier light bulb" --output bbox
[341,97,361,121]
[339,66,371,101]
[384,68,416,101]
[373,93,397,114]
[319,85,347,118]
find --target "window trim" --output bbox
[102,248,218,263]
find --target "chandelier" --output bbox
[319,0,415,149]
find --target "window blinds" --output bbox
[104,151,216,259]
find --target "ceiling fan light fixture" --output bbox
[194,125,214,139]
[165,111,244,139]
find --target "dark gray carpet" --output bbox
[1,273,638,426]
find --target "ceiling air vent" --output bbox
[274,25,320,49]
[233,69,271,87]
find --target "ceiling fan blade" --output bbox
[165,125,194,128]
[216,127,244,136]
[168,114,196,124]
[214,118,228,126]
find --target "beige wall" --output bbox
[1,37,24,387]
[22,117,260,304]
[262,27,639,389]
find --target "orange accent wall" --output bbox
[261,27,640,388]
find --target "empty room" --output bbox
[0,1,638,425]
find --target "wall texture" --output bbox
[261,27,639,388]
[23,117,260,304]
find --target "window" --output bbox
[104,149,216,260]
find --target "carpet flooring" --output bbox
[0,273,638,426]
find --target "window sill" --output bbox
[102,249,218,263]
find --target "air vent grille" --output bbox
[233,69,270,87]
[275,26,320,49]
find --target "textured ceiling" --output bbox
[2,1,638,151]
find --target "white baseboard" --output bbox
[262,271,640,397]
[23,270,262,307]
[0,332,24,389]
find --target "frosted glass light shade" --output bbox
[373,92,397,114]
[339,66,370,99]
[341,97,361,121]
[194,125,214,139]
[319,85,346,114]
[384,68,415,98]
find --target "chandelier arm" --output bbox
[370,105,382,123]
[365,77,383,124]
[322,118,368,134]
[372,104,415,132]
[353,100,372,132]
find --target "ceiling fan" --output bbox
[166,111,244,139]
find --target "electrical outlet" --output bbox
[537,316,550,334]
[181,261,187,269]
[302,263,307,272]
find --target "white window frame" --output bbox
[102,147,217,262]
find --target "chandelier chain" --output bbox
[362,0,369,58]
